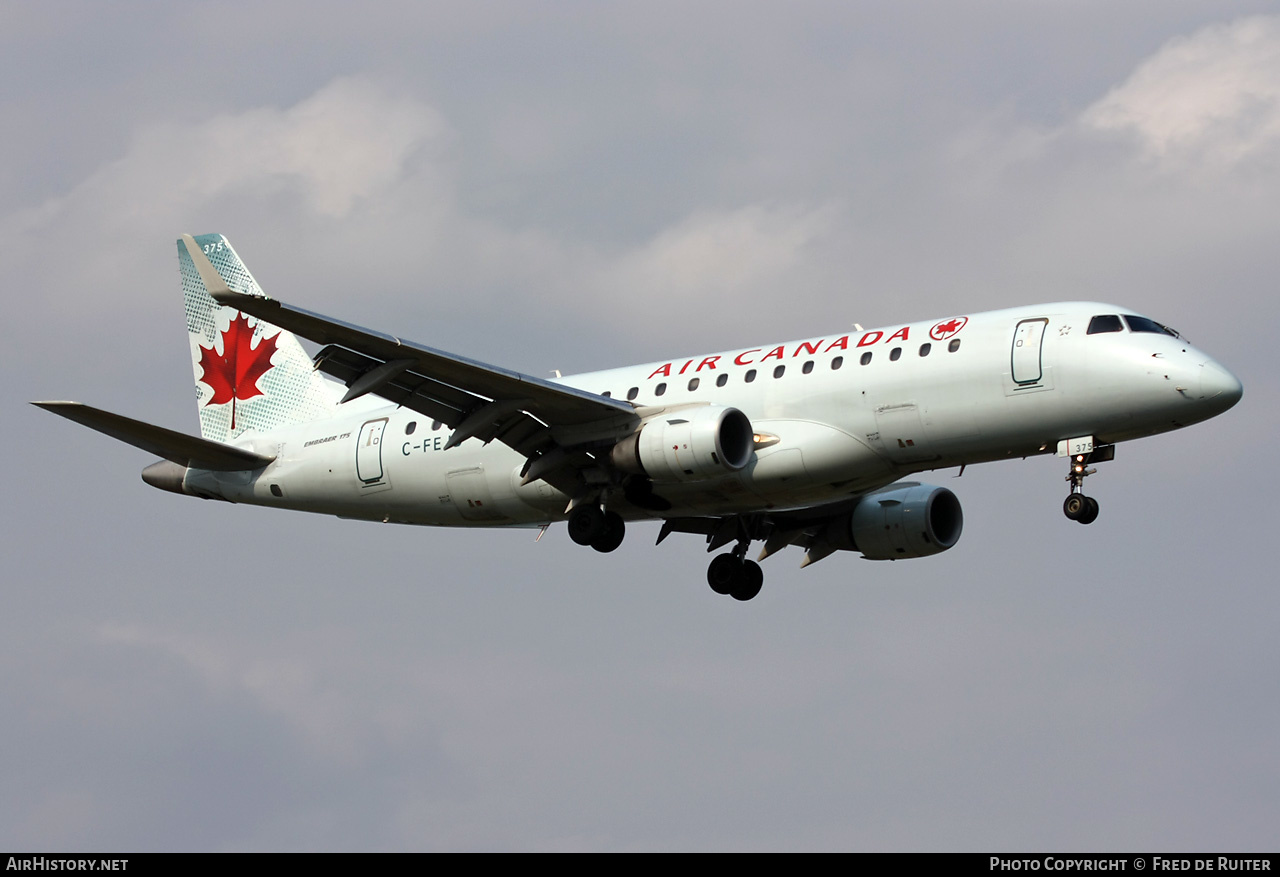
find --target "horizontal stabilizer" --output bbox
[32,402,275,471]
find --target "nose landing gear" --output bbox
[1061,445,1112,525]
[1063,491,1099,525]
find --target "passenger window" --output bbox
[889,347,902,361]
[716,373,728,387]
[773,365,786,379]
[601,390,611,397]
[655,383,666,397]
[431,420,442,431]
[627,387,639,401]
[802,360,814,374]
[745,369,757,383]
[948,338,961,353]
[919,343,931,357]
[405,421,417,435]
[831,356,843,370]
[1088,315,1124,334]
[860,352,872,366]
[687,378,700,391]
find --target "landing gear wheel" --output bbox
[591,512,626,552]
[1063,493,1087,521]
[1062,445,1113,525]
[730,560,764,602]
[707,554,743,595]
[567,505,605,546]
[707,555,764,600]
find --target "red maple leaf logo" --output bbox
[929,316,968,341]
[197,312,279,430]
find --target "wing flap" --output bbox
[315,346,471,424]
[33,402,274,471]
[656,500,864,561]
[314,344,558,457]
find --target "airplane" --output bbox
[34,234,1243,601]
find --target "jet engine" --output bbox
[848,483,963,559]
[611,405,754,483]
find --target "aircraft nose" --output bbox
[1199,359,1243,414]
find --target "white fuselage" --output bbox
[183,302,1241,527]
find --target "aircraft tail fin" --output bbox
[178,234,340,442]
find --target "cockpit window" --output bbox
[1087,315,1123,334]
[1123,315,1179,337]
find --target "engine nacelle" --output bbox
[848,483,963,560]
[611,405,754,483]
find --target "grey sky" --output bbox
[2,2,1276,851]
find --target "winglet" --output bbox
[181,234,233,296]
[180,233,260,308]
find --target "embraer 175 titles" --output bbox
[35,235,1243,601]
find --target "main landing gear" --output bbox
[567,502,766,602]
[706,549,764,602]
[1062,448,1110,525]
[567,504,626,553]
[699,516,769,602]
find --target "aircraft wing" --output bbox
[181,236,639,494]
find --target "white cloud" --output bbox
[9,76,448,242]
[572,201,844,347]
[3,74,844,360]
[607,202,838,301]
[1081,15,1280,170]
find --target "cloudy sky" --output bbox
[3,1,1277,851]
